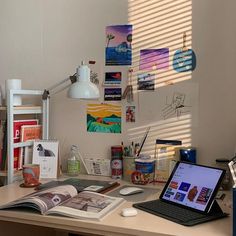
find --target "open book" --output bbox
[0,185,125,221]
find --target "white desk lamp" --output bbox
[42,61,100,139]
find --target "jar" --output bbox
[215,158,231,190]
[67,145,81,176]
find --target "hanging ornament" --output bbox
[122,68,134,103]
[173,32,196,72]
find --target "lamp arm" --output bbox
[42,75,77,100]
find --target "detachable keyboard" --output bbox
[133,199,228,226]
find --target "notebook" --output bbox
[133,161,229,226]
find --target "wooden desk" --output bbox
[0,176,232,236]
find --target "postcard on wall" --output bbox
[137,73,155,91]
[87,104,121,133]
[32,140,59,179]
[139,48,169,70]
[126,106,135,122]
[104,88,122,101]
[104,72,122,85]
[105,25,132,66]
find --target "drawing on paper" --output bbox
[162,92,191,119]
[105,25,132,66]
[87,104,121,133]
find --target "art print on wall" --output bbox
[137,73,155,91]
[139,48,169,70]
[105,25,132,66]
[104,88,122,101]
[104,72,122,85]
[126,106,135,122]
[87,104,121,133]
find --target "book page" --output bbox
[0,185,77,214]
[46,191,125,220]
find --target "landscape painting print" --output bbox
[139,48,169,70]
[106,25,132,66]
[87,104,121,133]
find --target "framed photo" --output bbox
[229,156,236,186]
[32,140,59,179]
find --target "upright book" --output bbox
[19,124,42,169]
[0,185,125,221]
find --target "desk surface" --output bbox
[0,175,232,236]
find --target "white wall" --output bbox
[0,0,236,170]
[193,0,236,166]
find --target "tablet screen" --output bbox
[160,162,225,213]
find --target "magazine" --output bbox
[0,185,125,221]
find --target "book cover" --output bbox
[0,185,125,221]
[13,119,39,169]
[19,125,42,169]
[32,140,59,179]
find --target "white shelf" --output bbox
[5,89,48,184]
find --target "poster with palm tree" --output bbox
[87,104,121,133]
[105,25,132,66]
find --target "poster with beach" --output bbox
[105,25,132,66]
[87,104,121,133]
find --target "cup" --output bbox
[22,164,40,187]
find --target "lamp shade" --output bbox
[67,63,100,99]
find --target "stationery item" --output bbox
[5,79,22,105]
[84,158,111,176]
[154,139,182,182]
[21,164,40,187]
[136,127,150,157]
[32,140,59,179]
[122,156,136,181]
[111,145,123,179]
[0,185,125,221]
[133,162,228,226]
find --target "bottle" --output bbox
[67,145,81,176]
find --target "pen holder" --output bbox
[123,156,136,182]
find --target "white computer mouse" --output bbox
[119,187,144,196]
[121,208,138,217]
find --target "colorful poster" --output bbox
[105,25,132,66]
[104,88,122,101]
[139,48,169,70]
[104,72,122,85]
[87,104,121,133]
[137,73,155,90]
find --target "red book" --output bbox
[13,119,38,169]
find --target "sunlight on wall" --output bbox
[127,0,193,157]
[128,0,192,88]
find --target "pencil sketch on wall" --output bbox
[162,92,191,119]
